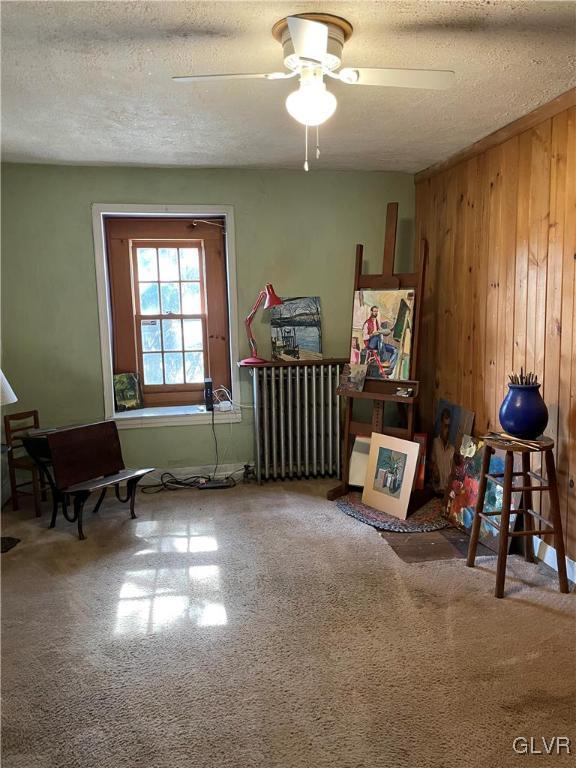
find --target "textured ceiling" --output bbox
[2,1,575,172]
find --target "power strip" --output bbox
[198,478,236,490]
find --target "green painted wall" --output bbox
[1,163,414,468]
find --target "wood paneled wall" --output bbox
[415,92,576,560]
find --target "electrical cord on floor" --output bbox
[210,405,219,480]
[141,410,243,493]
[141,472,212,493]
[140,395,259,493]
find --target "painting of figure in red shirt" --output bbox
[350,289,415,380]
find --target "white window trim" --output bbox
[91,203,241,429]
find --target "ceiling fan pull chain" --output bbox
[316,126,320,159]
[304,125,309,172]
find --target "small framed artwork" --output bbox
[113,372,143,411]
[362,434,420,520]
[337,363,368,394]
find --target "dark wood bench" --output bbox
[24,421,153,540]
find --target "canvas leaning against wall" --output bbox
[430,398,475,493]
[362,434,419,519]
[350,289,414,380]
[443,435,519,554]
[270,297,322,361]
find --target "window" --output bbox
[104,217,231,408]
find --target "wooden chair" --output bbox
[4,410,47,516]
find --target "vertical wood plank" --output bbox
[528,121,552,384]
[514,130,532,374]
[485,144,503,430]
[496,137,519,416]
[544,111,568,539]
[472,153,490,433]
[460,156,480,412]
[560,107,576,557]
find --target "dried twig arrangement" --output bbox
[508,367,538,385]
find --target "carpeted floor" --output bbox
[1,480,575,768]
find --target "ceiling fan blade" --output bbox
[339,67,455,90]
[172,72,288,83]
[287,16,328,62]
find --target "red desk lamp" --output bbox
[241,283,282,365]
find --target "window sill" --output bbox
[112,405,242,429]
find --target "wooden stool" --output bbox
[466,435,570,598]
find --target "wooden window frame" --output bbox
[104,216,232,409]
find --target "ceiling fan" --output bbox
[173,13,455,170]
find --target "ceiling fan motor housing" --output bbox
[272,14,353,71]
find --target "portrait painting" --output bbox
[350,289,415,380]
[430,398,475,492]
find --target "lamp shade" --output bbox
[0,371,17,406]
[263,283,283,310]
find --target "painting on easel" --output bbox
[350,289,415,380]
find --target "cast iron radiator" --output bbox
[251,363,345,483]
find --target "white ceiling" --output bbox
[2,1,575,172]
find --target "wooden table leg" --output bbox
[521,452,535,563]
[495,451,514,598]
[544,449,570,594]
[467,446,492,567]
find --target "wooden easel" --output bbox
[327,202,427,501]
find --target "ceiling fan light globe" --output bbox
[285,83,337,126]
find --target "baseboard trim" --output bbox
[532,536,576,585]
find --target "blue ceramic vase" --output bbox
[499,384,548,439]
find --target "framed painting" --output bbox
[443,435,519,553]
[350,289,415,380]
[430,398,475,492]
[270,296,322,361]
[113,372,143,412]
[362,434,420,520]
[337,363,368,394]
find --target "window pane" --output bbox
[160,283,181,314]
[162,319,182,351]
[180,248,200,280]
[139,283,160,315]
[158,248,179,281]
[183,319,203,350]
[143,353,163,385]
[181,282,201,314]
[185,352,204,383]
[137,248,157,281]
[141,319,161,351]
[164,352,184,384]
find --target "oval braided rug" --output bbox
[335,493,449,532]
